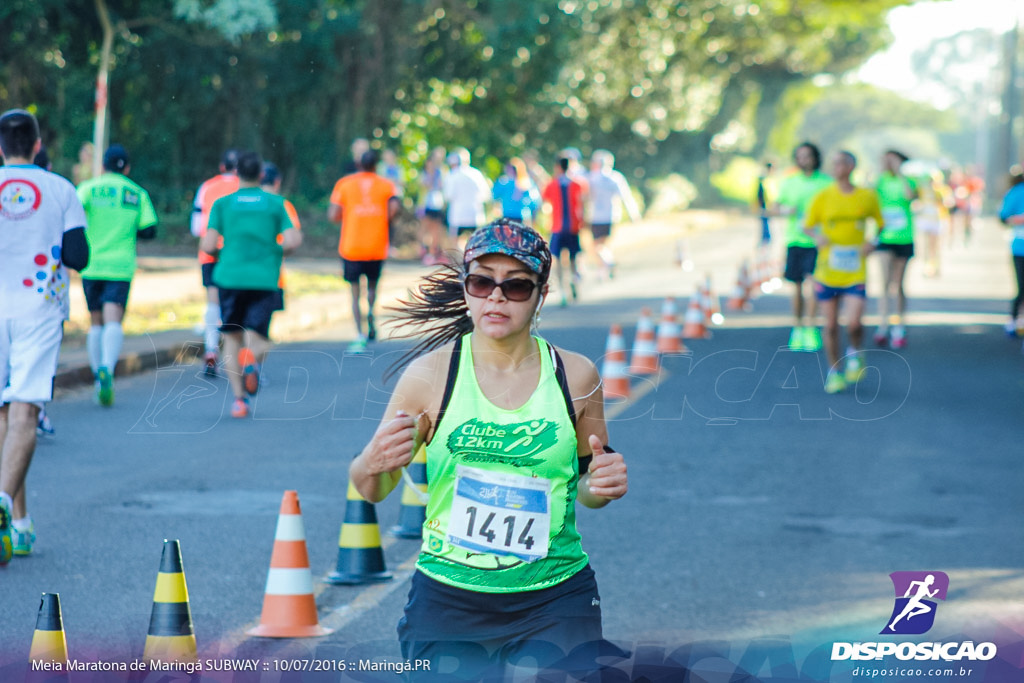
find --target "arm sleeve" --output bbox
[62,227,90,271]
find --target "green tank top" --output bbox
[876,173,916,245]
[417,333,588,593]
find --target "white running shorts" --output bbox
[0,316,64,405]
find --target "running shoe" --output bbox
[788,327,805,351]
[243,363,260,396]
[367,314,377,341]
[844,354,866,384]
[1005,320,1018,338]
[96,367,114,407]
[0,498,12,565]
[230,397,249,419]
[204,352,218,377]
[873,331,888,347]
[346,336,368,354]
[802,327,822,352]
[570,281,578,302]
[37,410,55,437]
[824,370,847,394]
[11,521,34,556]
[891,326,907,350]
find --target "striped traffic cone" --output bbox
[248,491,332,637]
[143,540,197,662]
[601,324,631,400]
[628,307,660,375]
[682,295,711,340]
[726,262,752,311]
[390,444,428,539]
[29,593,68,673]
[704,275,724,325]
[656,297,686,353]
[325,481,393,585]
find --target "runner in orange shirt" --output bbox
[328,150,401,352]
[191,149,240,375]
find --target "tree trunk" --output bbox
[92,0,114,177]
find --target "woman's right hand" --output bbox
[363,410,423,475]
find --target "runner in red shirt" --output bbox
[542,156,586,306]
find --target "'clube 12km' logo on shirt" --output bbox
[882,571,949,635]
[447,418,558,467]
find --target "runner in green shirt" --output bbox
[349,219,628,679]
[200,151,301,419]
[874,149,918,348]
[76,144,157,406]
[773,142,832,351]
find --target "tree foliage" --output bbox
[0,0,934,223]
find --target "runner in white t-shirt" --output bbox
[442,147,492,250]
[587,150,640,279]
[0,109,90,562]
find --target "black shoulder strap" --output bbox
[552,346,577,428]
[435,335,462,431]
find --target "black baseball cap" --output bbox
[103,144,130,172]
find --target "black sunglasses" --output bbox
[463,273,538,302]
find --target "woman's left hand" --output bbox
[586,434,628,500]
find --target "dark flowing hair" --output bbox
[384,260,474,381]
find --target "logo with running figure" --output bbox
[447,418,558,466]
[881,571,949,635]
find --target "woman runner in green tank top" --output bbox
[349,219,628,679]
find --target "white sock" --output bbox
[204,304,221,355]
[87,325,103,375]
[846,346,859,358]
[13,514,32,531]
[101,322,124,372]
[0,492,12,513]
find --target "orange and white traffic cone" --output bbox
[629,307,660,375]
[727,262,752,311]
[601,324,631,400]
[705,274,724,325]
[656,297,687,353]
[682,294,711,340]
[29,593,68,679]
[143,540,197,662]
[248,491,333,638]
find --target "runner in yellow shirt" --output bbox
[804,151,884,394]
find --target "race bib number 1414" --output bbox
[447,465,551,563]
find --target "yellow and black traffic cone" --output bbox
[390,444,428,539]
[143,539,197,662]
[29,593,68,682]
[325,480,392,585]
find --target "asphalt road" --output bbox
[2,216,1022,682]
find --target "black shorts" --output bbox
[590,223,612,240]
[82,278,131,311]
[784,246,818,283]
[423,208,445,222]
[217,287,277,338]
[550,231,581,257]
[876,241,914,260]
[340,259,384,285]
[201,262,216,288]
[398,565,609,678]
